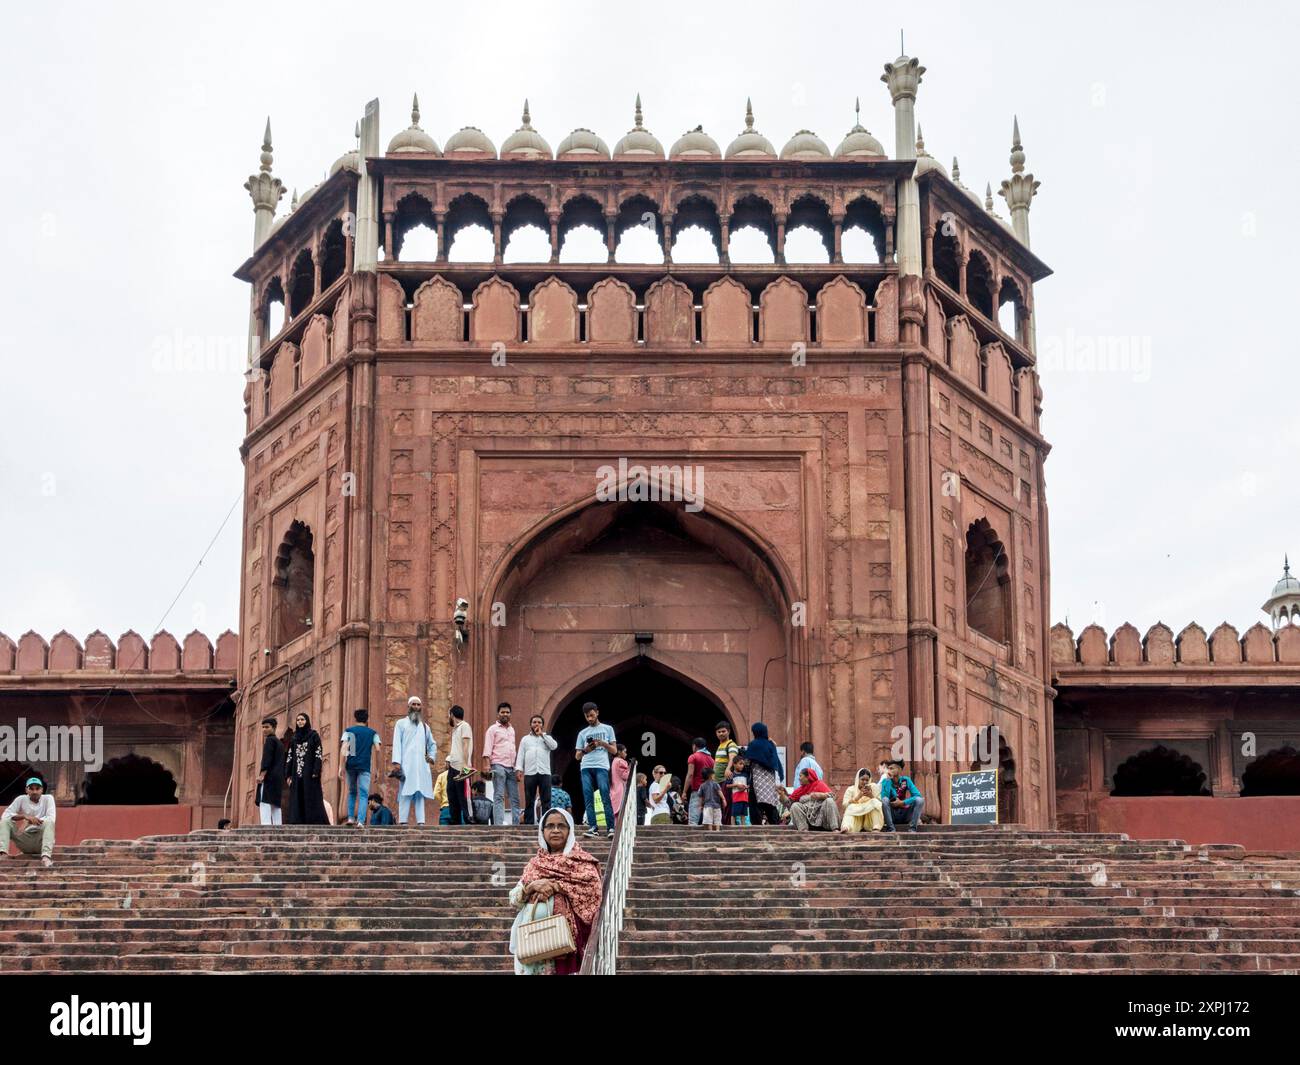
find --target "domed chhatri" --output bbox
[912,124,946,176]
[834,98,885,158]
[500,100,552,159]
[444,125,497,158]
[780,129,831,160]
[669,125,721,159]
[387,94,441,155]
[725,99,776,159]
[613,94,664,159]
[951,156,981,203]
[1263,556,1300,628]
[556,126,611,159]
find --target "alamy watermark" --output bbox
[1038,328,1152,383]
[0,719,103,772]
[595,457,705,513]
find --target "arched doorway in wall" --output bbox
[549,657,735,816]
[1241,746,1300,796]
[972,728,1018,823]
[488,496,796,794]
[1111,745,1211,797]
[82,754,178,805]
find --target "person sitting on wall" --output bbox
[0,777,56,868]
[367,791,395,826]
[880,761,925,833]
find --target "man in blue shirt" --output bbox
[574,701,617,838]
[879,761,925,832]
[792,742,823,786]
[339,709,381,827]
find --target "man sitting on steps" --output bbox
[879,761,925,833]
[0,777,56,867]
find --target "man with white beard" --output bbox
[389,696,438,826]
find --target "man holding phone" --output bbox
[574,701,617,838]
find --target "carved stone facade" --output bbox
[231,149,1055,826]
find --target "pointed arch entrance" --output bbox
[546,654,738,803]
[486,497,799,782]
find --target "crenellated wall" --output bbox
[1051,620,1300,847]
[0,628,237,836]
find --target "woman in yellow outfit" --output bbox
[840,767,884,832]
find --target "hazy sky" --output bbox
[1,0,1296,648]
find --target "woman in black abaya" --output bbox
[283,712,329,824]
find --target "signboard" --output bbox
[949,769,998,825]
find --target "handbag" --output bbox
[515,899,576,965]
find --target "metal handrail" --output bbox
[579,759,637,975]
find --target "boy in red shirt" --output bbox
[682,738,715,826]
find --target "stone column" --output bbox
[882,54,925,277]
[491,213,503,265]
[435,213,447,262]
[831,214,844,263]
[548,215,560,263]
[719,220,730,265]
[352,100,381,272]
[662,216,674,264]
[605,213,617,263]
[774,214,787,265]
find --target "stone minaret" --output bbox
[881,51,925,276]
[353,99,381,272]
[999,117,1040,248]
[244,119,284,251]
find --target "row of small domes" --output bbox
[366,94,888,164]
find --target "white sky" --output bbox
[1,0,1296,647]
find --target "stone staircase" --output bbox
[0,826,578,973]
[621,826,1300,973]
[3,824,1299,973]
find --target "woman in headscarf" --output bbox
[282,712,329,825]
[508,807,604,975]
[782,767,841,831]
[743,722,785,825]
[840,767,884,833]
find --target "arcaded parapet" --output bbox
[1050,622,1076,664]
[1110,622,1142,665]
[815,276,867,347]
[84,630,115,669]
[48,631,83,671]
[1279,625,1300,664]
[377,273,407,344]
[528,277,579,344]
[1243,622,1276,663]
[269,342,295,411]
[1142,623,1176,665]
[182,630,214,671]
[1016,368,1038,429]
[586,278,636,344]
[946,314,979,388]
[16,632,47,672]
[470,277,520,343]
[331,281,351,354]
[1175,622,1209,664]
[412,275,463,342]
[1077,623,1108,665]
[758,277,808,346]
[299,314,330,384]
[214,630,239,670]
[149,631,181,672]
[643,277,693,345]
[924,287,945,358]
[0,633,15,672]
[983,342,1015,413]
[701,276,751,345]
[873,275,898,344]
[117,630,149,670]
[1209,622,1242,663]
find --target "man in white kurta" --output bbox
[390,697,438,825]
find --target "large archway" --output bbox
[549,657,735,808]
[490,497,794,774]
[82,754,178,805]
